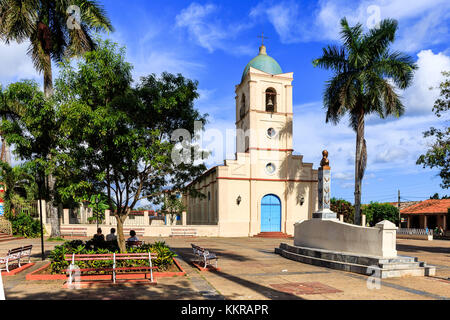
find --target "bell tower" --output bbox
[235,44,294,168]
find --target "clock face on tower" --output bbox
[267,127,277,138]
[266,163,276,175]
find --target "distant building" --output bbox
[400,199,450,230]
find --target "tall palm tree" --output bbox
[313,18,417,225]
[0,0,113,236]
[0,0,114,97]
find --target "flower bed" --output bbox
[25,239,186,280]
[26,258,185,281]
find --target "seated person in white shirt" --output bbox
[106,228,117,242]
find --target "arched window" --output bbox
[265,88,276,112]
[240,94,246,119]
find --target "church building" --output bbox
[183,44,318,237]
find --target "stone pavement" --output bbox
[1,236,449,300]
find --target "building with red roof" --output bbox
[400,199,450,231]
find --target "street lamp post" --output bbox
[95,196,100,230]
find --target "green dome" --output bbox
[242,45,282,82]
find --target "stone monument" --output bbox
[275,151,436,278]
[313,150,337,220]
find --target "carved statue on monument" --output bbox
[320,150,329,168]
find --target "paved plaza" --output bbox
[1,237,449,300]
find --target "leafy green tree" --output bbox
[161,193,186,225]
[85,194,109,224]
[330,198,354,223]
[8,211,43,238]
[0,161,37,215]
[417,71,450,188]
[313,18,417,225]
[430,193,449,199]
[0,80,67,237]
[364,202,399,226]
[54,40,207,252]
[0,0,113,237]
[0,0,113,97]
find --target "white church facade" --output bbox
[183,44,318,237]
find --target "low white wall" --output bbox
[294,219,398,258]
[46,224,220,238]
[397,234,433,241]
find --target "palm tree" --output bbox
[313,18,417,225]
[0,0,114,97]
[0,0,113,237]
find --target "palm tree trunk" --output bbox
[43,52,59,237]
[43,52,53,98]
[354,109,365,226]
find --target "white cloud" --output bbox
[334,172,354,181]
[175,2,253,54]
[0,41,40,85]
[250,0,450,51]
[292,101,442,178]
[403,50,450,114]
[131,50,204,81]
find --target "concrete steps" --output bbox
[254,232,293,239]
[276,243,436,279]
[170,228,197,237]
[0,232,21,242]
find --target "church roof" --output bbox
[242,45,283,82]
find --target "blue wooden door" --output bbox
[261,194,281,232]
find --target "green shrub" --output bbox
[331,198,355,223]
[364,202,399,226]
[48,240,177,274]
[8,212,43,238]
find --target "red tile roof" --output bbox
[401,199,450,215]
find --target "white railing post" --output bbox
[104,210,110,225]
[144,211,149,226]
[0,268,5,300]
[63,209,70,225]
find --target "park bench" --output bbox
[191,244,218,269]
[0,245,33,273]
[65,252,157,284]
[61,226,88,237]
[126,240,145,248]
[170,228,197,237]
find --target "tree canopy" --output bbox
[53,40,207,251]
[417,71,450,188]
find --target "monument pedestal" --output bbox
[275,150,436,278]
[313,209,337,220]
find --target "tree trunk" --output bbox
[47,172,60,238]
[43,53,59,237]
[354,109,365,226]
[43,52,53,98]
[115,214,127,253]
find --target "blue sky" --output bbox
[1,0,449,204]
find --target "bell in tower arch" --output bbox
[265,88,276,112]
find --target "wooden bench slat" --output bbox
[115,267,157,271]
[77,268,115,272]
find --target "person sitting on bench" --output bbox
[93,228,105,242]
[127,230,139,242]
[106,228,117,242]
